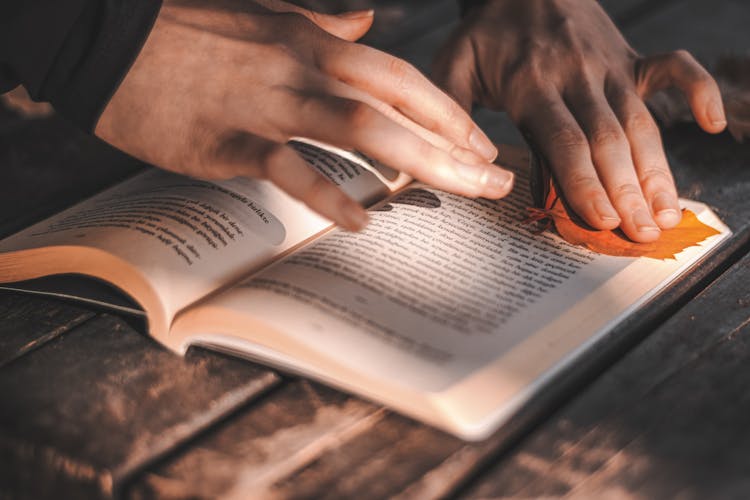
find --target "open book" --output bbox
[0,140,730,440]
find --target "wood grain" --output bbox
[0,294,94,368]
[0,314,281,499]
[461,252,750,499]
[128,380,382,499]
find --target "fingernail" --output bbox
[633,208,660,233]
[338,9,374,20]
[454,162,513,191]
[652,191,682,226]
[469,129,498,161]
[708,99,727,126]
[344,206,369,231]
[593,199,621,222]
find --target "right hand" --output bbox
[433,0,725,242]
[95,0,513,231]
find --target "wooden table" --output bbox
[1,1,749,498]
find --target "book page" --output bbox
[176,163,667,391]
[0,142,396,324]
[171,150,729,438]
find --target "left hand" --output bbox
[433,0,726,242]
[96,0,512,233]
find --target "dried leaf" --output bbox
[529,183,720,259]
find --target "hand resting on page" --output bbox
[434,0,726,242]
[95,0,513,232]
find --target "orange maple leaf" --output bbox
[527,183,720,260]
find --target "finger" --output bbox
[277,93,514,199]
[214,133,368,231]
[637,50,726,133]
[227,60,489,166]
[516,89,620,232]
[255,0,374,41]
[566,82,661,242]
[320,72,488,162]
[608,86,682,229]
[317,41,498,161]
[432,36,476,112]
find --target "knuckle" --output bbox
[294,92,319,116]
[416,141,439,167]
[340,100,374,128]
[556,17,577,40]
[639,167,674,191]
[561,174,604,211]
[612,182,643,202]
[590,126,627,150]
[514,60,545,85]
[442,101,463,125]
[564,172,601,193]
[386,57,417,90]
[693,72,717,92]
[506,58,556,100]
[624,111,659,135]
[549,128,588,152]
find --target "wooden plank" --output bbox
[561,322,750,500]
[0,293,94,368]
[127,380,383,499]
[0,314,281,499]
[459,249,750,498]
[271,414,463,499]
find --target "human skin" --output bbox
[95,0,513,232]
[433,0,726,242]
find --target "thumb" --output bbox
[637,51,726,134]
[254,0,374,41]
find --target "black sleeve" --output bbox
[0,0,162,132]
